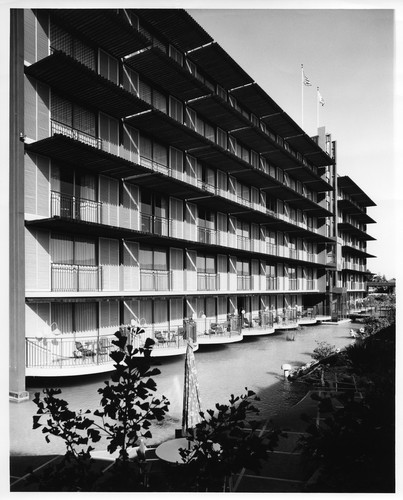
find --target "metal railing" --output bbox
[140,269,171,291]
[266,277,278,291]
[140,213,169,236]
[51,263,102,292]
[237,275,252,291]
[198,226,217,245]
[197,272,219,291]
[195,316,242,338]
[51,191,102,223]
[51,120,102,149]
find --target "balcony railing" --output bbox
[51,191,102,224]
[140,213,169,236]
[197,273,219,291]
[306,279,315,290]
[237,235,251,251]
[51,119,102,149]
[266,277,278,291]
[51,263,102,292]
[237,275,252,291]
[195,316,242,338]
[140,269,170,291]
[198,227,217,245]
[289,278,299,291]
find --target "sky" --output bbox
[188,7,398,280]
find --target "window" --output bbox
[217,127,227,149]
[236,259,250,275]
[99,49,119,85]
[197,253,216,273]
[51,234,96,265]
[139,246,167,270]
[169,45,183,66]
[51,94,96,135]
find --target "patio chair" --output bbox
[155,331,167,344]
[74,341,96,357]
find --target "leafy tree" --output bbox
[29,329,170,491]
[174,389,281,492]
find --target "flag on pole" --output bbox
[318,90,325,106]
[303,71,312,86]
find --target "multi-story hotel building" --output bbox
[9,9,375,399]
[335,175,376,312]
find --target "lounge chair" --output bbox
[74,341,96,357]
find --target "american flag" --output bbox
[303,72,312,86]
[182,340,202,433]
[318,90,325,106]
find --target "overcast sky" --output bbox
[189,7,397,279]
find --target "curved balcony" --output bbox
[25,325,197,377]
[196,316,243,345]
[241,310,276,336]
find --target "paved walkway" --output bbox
[10,372,362,493]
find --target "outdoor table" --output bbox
[155,438,189,464]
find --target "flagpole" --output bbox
[316,87,319,129]
[301,64,304,128]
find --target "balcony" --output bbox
[197,273,219,291]
[140,270,171,291]
[288,278,299,291]
[51,191,102,223]
[51,263,102,292]
[52,120,102,149]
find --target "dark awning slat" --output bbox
[187,42,253,90]
[52,9,150,58]
[25,135,151,179]
[125,47,211,102]
[25,51,151,119]
[125,110,211,151]
[230,83,282,118]
[135,9,213,52]
[337,176,376,206]
[187,95,251,131]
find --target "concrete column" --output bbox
[9,9,28,402]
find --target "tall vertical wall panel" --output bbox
[217,254,228,291]
[100,176,119,226]
[184,202,197,241]
[24,153,50,218]
[120,183,139,230]
[25,302,50,338]
[99,238,120,291]
[37,82,50,140]
[170,248,183,291]
[121,124,139,163]
[100,301,120,336]
[228,256,237,291]
[185,250,197,291]
[123,241,139,291]
[25,228,50,291]
[24,9,36,64]
[36,10,49,61]
[169,197,184,239]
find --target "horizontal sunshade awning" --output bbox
[337,176,376,206]
[338,222,376,240]
[25,135,151,179]
[187,42,254,90]
[231,127,277,155]
[125,48,211,102]
[52,9,150,58]
[263,220,335,243]
[25,51,151,119]
[125,110,211,150]
[261,114,334,167]
[187,95,251,131]
[341,245,376,259]
[187,144,250,173]
[230,83,282,118]
[337,200,376,223]
[135,9,213,52]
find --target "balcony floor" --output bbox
[241,327,276,336]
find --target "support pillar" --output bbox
[9,9,28,402]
